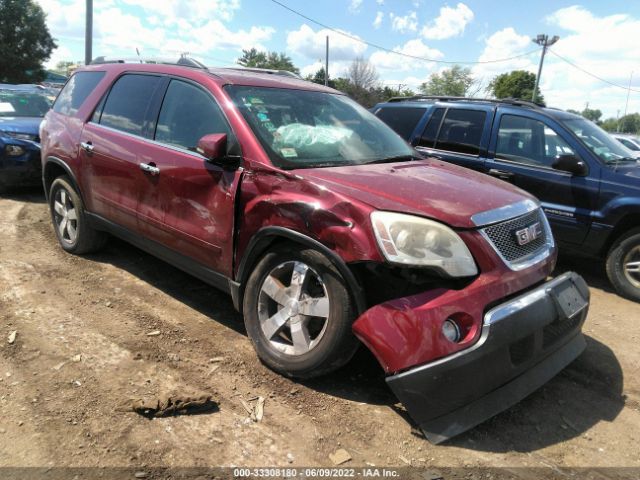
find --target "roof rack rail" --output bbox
[386,95,543,109]
[221,66,302,79]
[90,55,208,70]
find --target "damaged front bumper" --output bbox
[384,271,589,443]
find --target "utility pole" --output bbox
[532,34,559,103]
[623,71,633,118]
[325,36,329,86]
[85,0,93,65]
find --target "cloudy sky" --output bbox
[37,0,640,118]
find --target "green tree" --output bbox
[581,107,602,124]
[0,0,57,83]
[488,70,544,105]
[420,65,477,97]
[600,117,619,132]
[618,113,640,134]
[54,60,76,75]
[236,48,299,74]
[306,67,336,89]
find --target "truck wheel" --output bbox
[243,246,359,379]
[606,228,640,302]
[49,175,107,254]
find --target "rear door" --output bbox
[136,78,242,277]
[80,73,165,233]
[485,111,599,245]
[414,106,493,172]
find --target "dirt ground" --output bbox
[1,189,639,476]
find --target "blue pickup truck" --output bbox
[373,96,640,301]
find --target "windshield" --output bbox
[225,86,414,169]
[564,117,635,164]
[0,90,52,118]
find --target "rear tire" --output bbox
[243,246,359,379]
[49,175,107,254]
[606,228,640,302]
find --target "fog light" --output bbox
[442,319,461,343]
[5,145,25,157]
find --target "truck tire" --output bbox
[243,246,359,379]
[49,175,107,254]
[606,228,640,302]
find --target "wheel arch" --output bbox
[232,227,366,315]
[602,213,640,255]
[43,157,84,204]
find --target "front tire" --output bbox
[243,246,359,379]
[606,228,640,302]
[49,176,107,254]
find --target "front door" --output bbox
[136,78,242,277]
[486,112,599,245]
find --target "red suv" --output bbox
[40,60,589,443]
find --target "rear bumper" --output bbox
[386,271,589,443]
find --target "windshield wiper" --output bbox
[608,156,638,164]
[365,154,418,165]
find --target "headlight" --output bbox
[5,145,26,157]
[371,211,478,277]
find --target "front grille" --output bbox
[482,209,547,264]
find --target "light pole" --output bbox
[85,0,93,65]
[532,34,559,103]
[623,71,633,118]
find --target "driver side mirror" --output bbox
[197,133,227,161]
[552,154,588,176]
[196,133,240,170]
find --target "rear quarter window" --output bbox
[374,107,425,140]
[53,71,105,116]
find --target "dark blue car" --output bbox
[0,85,53,192]
[373,96,640,301]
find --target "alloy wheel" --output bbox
[257,261,330,356]
[53,188,78,244]
[623,245,640,289]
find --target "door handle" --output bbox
[488,168,514,181]
[80,141,94,154]
[139,162,160,176]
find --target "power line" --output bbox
[548,49,640,94]
[270,0,541,65]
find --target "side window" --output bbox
[435,108,486,155]
[53,71,105,116]
[496,115,575,168]
[418,108,444,147]
[155,80,230,152]
[374,107,425,140]
[100,74,162,137]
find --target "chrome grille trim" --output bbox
[471,199,539,227]
[479,207,555,271]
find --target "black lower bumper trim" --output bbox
[387,272,589,444]
[421,332,585,443]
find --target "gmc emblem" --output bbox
[515,222,543,246]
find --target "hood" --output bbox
[299,159,536,229]
[0,116,42,136]
[612,162,640,183]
